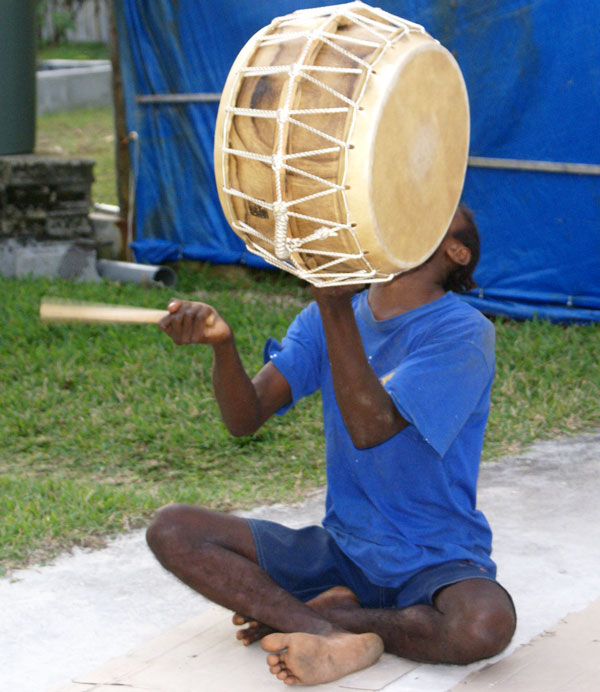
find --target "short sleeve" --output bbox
[386,339,493,457]
[262,302,323,415]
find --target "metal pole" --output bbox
[468,156,600,176]
[135,93,221,104]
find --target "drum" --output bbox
[214,1,469,286]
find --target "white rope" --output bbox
[223,145,343,164]
[289,107,349,115]
[223,187,272,210]
[317,33,377,66]
[286,225,340,249]
[339,11,393,45]
[222,148,272,163]
[272,201,289,259]
[282,187,337,210]
[281,163,346,190]
[226,107,349,118]
[297,71,366,107]
[258,30,318,46]
[286,116,351,147]
[318,31,381,49]
[284,146,342,160]
[219,2,426,286]
[286,210,348,227]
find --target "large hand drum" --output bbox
[214,1,469,286]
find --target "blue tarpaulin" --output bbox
[114,0,599,323]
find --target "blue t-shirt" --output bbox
[264,290,497,587]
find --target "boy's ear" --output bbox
[445,239,471,267]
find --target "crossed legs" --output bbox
[146,504,516,685]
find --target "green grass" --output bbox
[38,41,110,62]
[36,106,117,205]
[0,269,324,573]
[487,318,600,457]
[1,271,599,574]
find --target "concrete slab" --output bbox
[2,431,600,692]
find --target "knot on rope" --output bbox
[272,153,284,171]
[314,226,337,240]
[272,202,290,259]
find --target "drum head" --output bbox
[368,44,469,271]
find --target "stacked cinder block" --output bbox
[0,154,94,238]
[0,154,99,280]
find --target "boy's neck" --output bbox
[367,267,446,321]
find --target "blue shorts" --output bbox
[248,519,500,609]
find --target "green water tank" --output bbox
[0,0,37,155]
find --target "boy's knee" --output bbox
[453,599,516,664]
[146,503,197,563]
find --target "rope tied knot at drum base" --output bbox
[272,202,290,259]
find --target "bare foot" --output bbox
[261,630,384,685]
[233,586,361,646]
[306,586,360,618]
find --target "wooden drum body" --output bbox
[214,1,470,286]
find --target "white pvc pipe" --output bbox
[96,259,177,287]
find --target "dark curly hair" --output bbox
[443,204,480,294]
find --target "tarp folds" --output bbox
[115,0,599,323]
[114,0,322,271]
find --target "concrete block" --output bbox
[0,154,94,239]
[0,238,99,280]
[37,62,112,114]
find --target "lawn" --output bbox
[0,268,323,573]
[38,41,110,62]
[3,103,598,575]
[36,105,117,206]
[2,269,599,574]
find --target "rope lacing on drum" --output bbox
[219,2,426,286]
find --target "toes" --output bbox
[232,613,247,625]
[239,631,260,646]
[268,662,284,676]
[262,632,288,653]
[267,653,282,667]
[270,662,297,684]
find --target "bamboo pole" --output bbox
[108,0,133,260]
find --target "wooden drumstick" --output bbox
[40,298,216,326]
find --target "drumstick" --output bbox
[40,298,216,326]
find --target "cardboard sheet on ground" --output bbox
[456,597,600,692]
[59,605,417,691]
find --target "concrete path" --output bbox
[2,432,599,692]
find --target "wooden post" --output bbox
[108,0,134,260]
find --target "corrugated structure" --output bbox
[114,0,600,322]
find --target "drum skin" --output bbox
[214,2,469,284]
